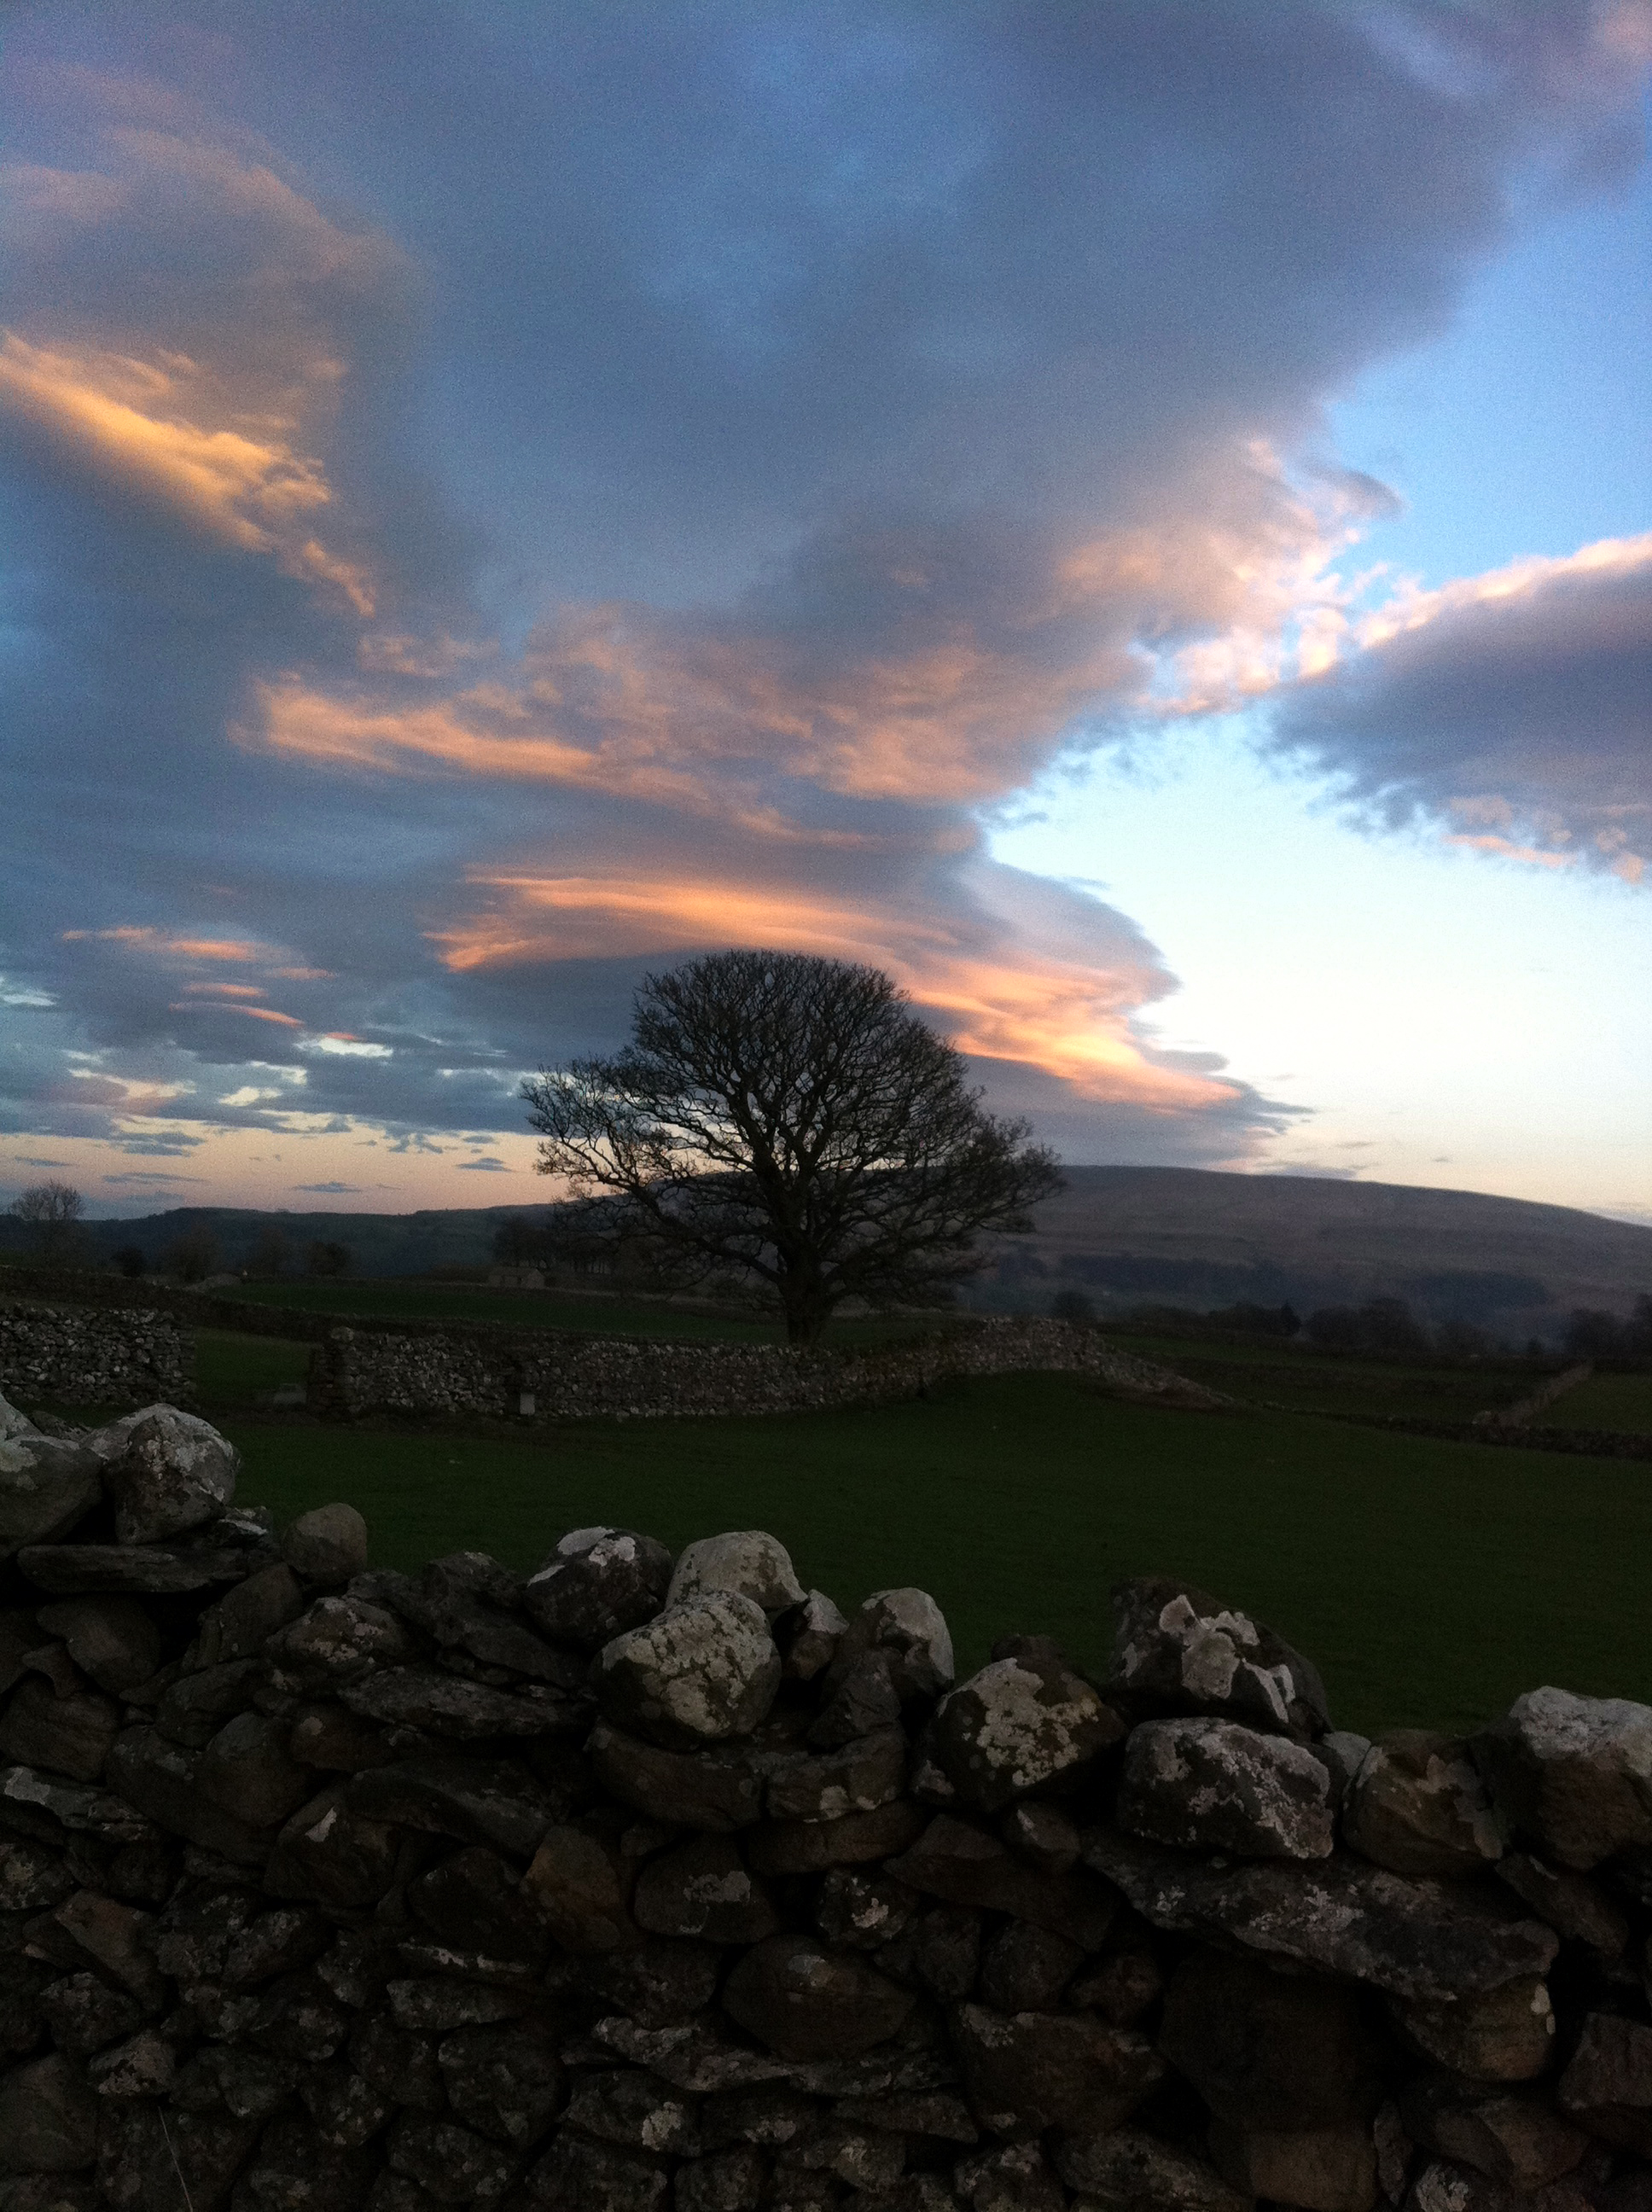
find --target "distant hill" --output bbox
[3,1172,1648,1343]
[0,1203,559,1282]
[974,1167,1652,1340]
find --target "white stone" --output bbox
[596,1591,782,1749]
[666,1530,806,1616]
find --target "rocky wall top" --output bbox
[314,1318,1225,1424]
[0,1307,193,1416]
[0,1388,1649,2212]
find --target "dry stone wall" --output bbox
[0,1387,1649,2212]
[312,1318,1225,1424]
[0,1305,192,1412]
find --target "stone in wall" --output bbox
[0,1301,193,1412]
[0,1382,1647,2212]
[314,1314,1230,1426]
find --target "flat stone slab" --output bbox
[1083,1825,1557,2001]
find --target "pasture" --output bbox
[218,1370,1651,1741]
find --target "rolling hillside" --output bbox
[4,1171,1647,1341]
[976,1167,1652,1336]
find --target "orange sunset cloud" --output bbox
[433,870,1232,1110]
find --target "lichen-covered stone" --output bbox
[631,1834,782,1945]
[523,1527,674,1652]
[263,1785,401,1907]
[1108,1576,1329,1738]
[93,1406,239,1547]
[933,1651,1122,1813]
[777,1592,847,1683]
[0,1469,1643,2212]
[1345,1732,1506,1878]
[832,1590,954,1704]
[104,1726,275,1861]
[1055,2128,1252,2212]
[1493,1851,1629,1957]
[282,1505,369,1589]
[262,1596,419,1695]
[596,1594,781,1751]
[588,1723,765,1831]
[765,1728,906,1822]
[1207,2118,1377,2212]
[435,2022,563,2151]
[666,1532,806,1618]
[746,1800,926,1874]
[721,1935,914,2060]
[888,1814,1116,1947]
[0,1680,121,1785]
[1086,1827,1558,2002]
[1556,2012,1652,2153]
[339,1666,583,1740]
[1158,1947,1372,2132]
[0,2054,99,2174]
[951,2004,1163,2137]
[32,1603,160,1698]
[1471,1688,1652,1871]
[0,1429,102,1562]
[521,1825,635,1953]
[1397,2075,1590,2191]
[1116,1716,1335,1860]
[1390,1976,1556,2082]
[345,1756,560,1857]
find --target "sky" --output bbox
[1,1,1649,1224]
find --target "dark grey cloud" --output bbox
[1271,541,1652,876]
[0,2,1645,1197]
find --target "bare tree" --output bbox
[7,1179,86,1262]
[162,1228,219,1284]
[522,951,1062,1344]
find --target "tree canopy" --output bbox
[521,950,1062,1343]
[6,1179,84,1261]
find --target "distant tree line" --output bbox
[1562,1296,1652,1360]
[3,1184,352,1286]
[1059,1284,1651,1365]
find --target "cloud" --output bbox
[0,2,1645,1199]
[0,330,371,611]
[1271,533,1652,878]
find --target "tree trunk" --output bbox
[780,1278,832,1345]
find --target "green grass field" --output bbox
[211,1373,1650,1741]
[1114,1332,1533,1424]
[215,1279,935,1348]
[1554,1369,1652,1433]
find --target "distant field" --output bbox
[1111,1331,1532,1425]
[195,1330,314,1408]
[1556,1370,1652,1434]
[210,1373,1651,1740]
[214,1278,935,1348]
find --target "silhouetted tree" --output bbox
[492,1216,546,1266]
[523,950,1062,1344]
[7,1180,85,1262]
[109,1243,147,1279]
[162,1229,218,1284]
[1435,1318,1492,1361]
[305,1240,352,1278]
[248,1225,291,1279]
[1051,1289,1096,1324]
[1306,1297,1429,1358]
[1564,1298,1652,1359]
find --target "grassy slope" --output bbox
[1554,1371,1652,1433]
[1108,1331,1532,1424]
[216,1373,1649,1741]
[215,1280,932,1347]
